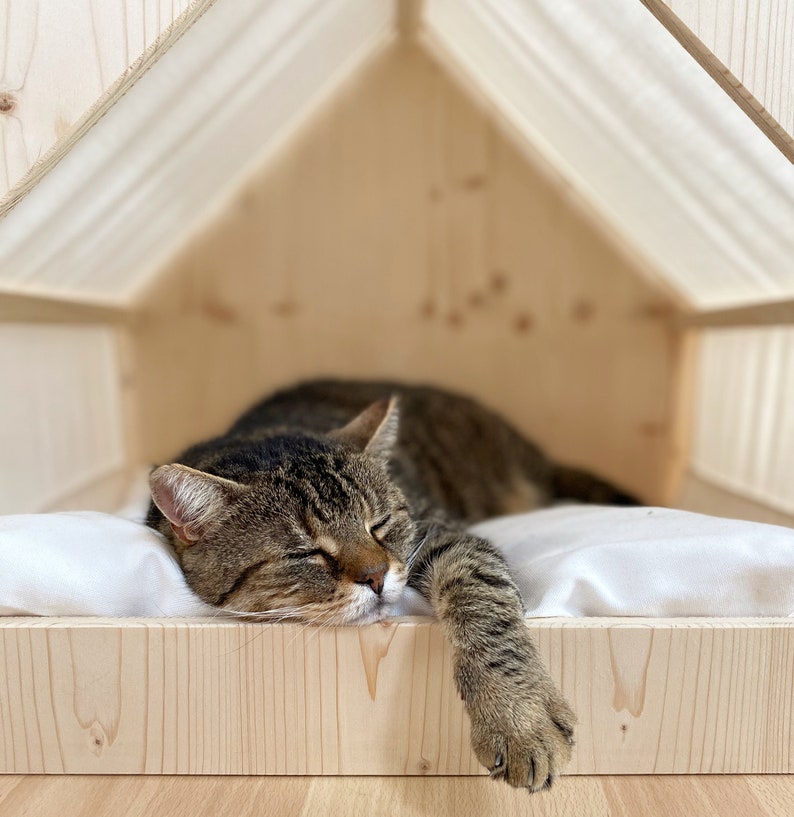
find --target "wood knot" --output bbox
[490,270,509,293]
[572,298,595,323]
[201,298,238,324]
[638,421,666,438]
[462,174,487,191]
[467,291,485,308]
[272,300,299,317]
[0,91,17,114]
[514,312,534,333]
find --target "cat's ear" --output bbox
[331,396,399,461]
[149,464,247,546]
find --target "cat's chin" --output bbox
[341,571,406,625]
[346,600,401,625]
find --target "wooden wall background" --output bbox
[131,44,684,504]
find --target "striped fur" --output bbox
[147,379,636,790]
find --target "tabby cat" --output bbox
[147,380,636,791]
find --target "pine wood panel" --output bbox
[1,617,792,776]
[644,0,794,161]
[2,774,794,817]
[0,0,212,205]
[679,298,794,328]
[679,471,794,527]
[131,44,682,504]
[0,324,128,514]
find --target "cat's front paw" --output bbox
[469,682,575,792]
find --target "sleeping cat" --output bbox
[146,379,636,791]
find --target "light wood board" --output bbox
[2,774,794,817]
[0,324,128,514]
[0,0,216,207]
[1,617,792,776]
[131,44,682,504]
[644,0,794,162]
[421,0,794,312]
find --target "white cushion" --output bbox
[475,505,794,617]
[1,504,793,618]
[0,511,212,617]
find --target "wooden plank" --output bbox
[688,327,794,516]
[0,325,128,514]
[0,0,218,210]
[0,617,792,776]
[0,0,395,300]
[2,774,794,817]
[679,299,794,328]
[421,0,794,311]
[131,45,681,504]
[641,0,794,163]
[678,471,794,528]
[0,291,130,325]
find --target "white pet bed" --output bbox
[2,499,792,618]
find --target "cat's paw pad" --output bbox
[472,696,575,792]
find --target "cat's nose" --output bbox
[355,563,388,595]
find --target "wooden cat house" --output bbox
[1,0,793,778]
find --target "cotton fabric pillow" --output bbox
[472,505,794,617]
[0,511,212,616]
[1,504,793,618]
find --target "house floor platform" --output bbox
[0,775,792,817]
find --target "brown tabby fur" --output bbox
[146,379,637,791]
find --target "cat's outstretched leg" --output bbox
[408,524,575,792]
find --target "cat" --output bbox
[146,379,637,791]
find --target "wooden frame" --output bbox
[2,617,792,776]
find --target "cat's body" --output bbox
[147,379,636,791]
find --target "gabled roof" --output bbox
[1,0,792,312]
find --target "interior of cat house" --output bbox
[1,0,794,780]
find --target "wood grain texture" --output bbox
[131,44,682,504]
[0,324,127,514]
[0,0,394,299]
[643,0,794,161]
[679,299,794,328]
[422,0,794,311]
[1,617,792,776]
[0,290,130,324]
[2,774,794,817]
[678,471,794,527]
[0,0,215,206]
[690,327,794,516]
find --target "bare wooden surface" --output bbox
[1,617,792,776]
[0,291,129,325]
[0,325,128,514]
[679,471,794,527]
[642,0,794,162]
[132,44,682,504]
[679,299,794,328]
[0,0,217,209]
[1,774,794,817]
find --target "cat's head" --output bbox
[149,398,415,624]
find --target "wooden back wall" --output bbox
[131,43,686,503]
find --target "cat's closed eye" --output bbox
[289,547,337,565]
[369,517,391,541]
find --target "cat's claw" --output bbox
[471,684,575,793]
